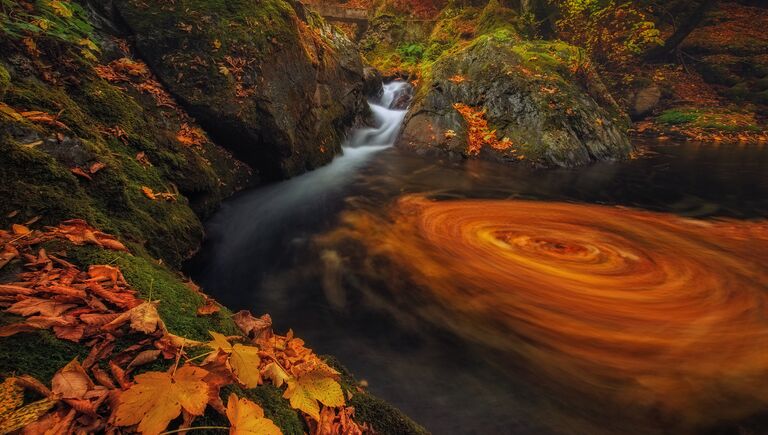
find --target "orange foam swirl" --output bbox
[329,196,768,423]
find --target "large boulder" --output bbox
[399,33,633,167]
[112,0,367,180]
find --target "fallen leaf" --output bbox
[196,298,220,316]
[283,369,344,421]
[232,311,271,339]
[261,362,290,388]
[141,186,156,200]
[7,297,76,317]
[207,332,261,388]
[113,365,210,435]
[129,301,161,334]
[135,152,152,167]
[226,393,281,435]
[71,167,93,180]
[127,350,162,369]
[11,224,30,236]
[51,359,93,400]
[89,162,107,174]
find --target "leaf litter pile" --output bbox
[0,222,370,434]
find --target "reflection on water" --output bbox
[192,140,768,434]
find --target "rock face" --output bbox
[399,34,633,167]
[113,0,367,180]
[630,84,662,119]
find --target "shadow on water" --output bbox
[190,88,768,433]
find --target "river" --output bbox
[190,82,768,434]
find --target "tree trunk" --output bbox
[644,0,717,62]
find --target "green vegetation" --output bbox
[657,109,701,125]
[0,0,98,60]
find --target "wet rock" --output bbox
[631,84,662,120]
[399,35,632,167]
[113,0,367,180]
[363,67,384,99]
[388,82,413,110]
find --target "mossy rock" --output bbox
[0,46,250,267]
[112,0,367,180]
[398,5,631,167]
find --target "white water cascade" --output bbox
[345,80,411,149]
[198,81,412,269]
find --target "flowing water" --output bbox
[191,82,768,434]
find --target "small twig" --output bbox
[171,340,186,377]
[184,349,216,364]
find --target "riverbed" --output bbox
[191,85,768,434]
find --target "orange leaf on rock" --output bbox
[206,332,261,388]
[11,224,30,236]
[196,298,220,316]
[89,162,107,174]
[283,369,345,421]
[262,362,290,388]
[226,393,282,435]
[112,365,210,435]
[141,186,157,200]
[70,168,93,181]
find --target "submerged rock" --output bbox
[399,33,633,167]
[113,0,367,180]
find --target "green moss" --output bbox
[65,245,237,341]
[0,313,87,382]
[0,64,9,99]
[324,356,428,435]
[657,109,701,125]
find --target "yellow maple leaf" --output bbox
[283,369,344,421]
[207,332,261,388]
[226,393,282,435]
[262,362,290,388]
[113,365,209,435]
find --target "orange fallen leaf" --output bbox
[89,162,107,174]
[226,393,282,435]
[112,365,210,435]
[69,168,93,181]
[196,298,220,316]
[283,368,345,421]
[206,332,261,388]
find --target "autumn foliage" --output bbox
[0,222,371,434]
[452,103,519,157]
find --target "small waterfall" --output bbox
[195,80,412,280]
[346,81,411,149]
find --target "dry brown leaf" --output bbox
[127,350,162,369]
[232,311,272,339]
[7,297,76,317]
[51,359,93,400]
[129,301,161,334]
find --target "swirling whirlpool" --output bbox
[326,195,768,424]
